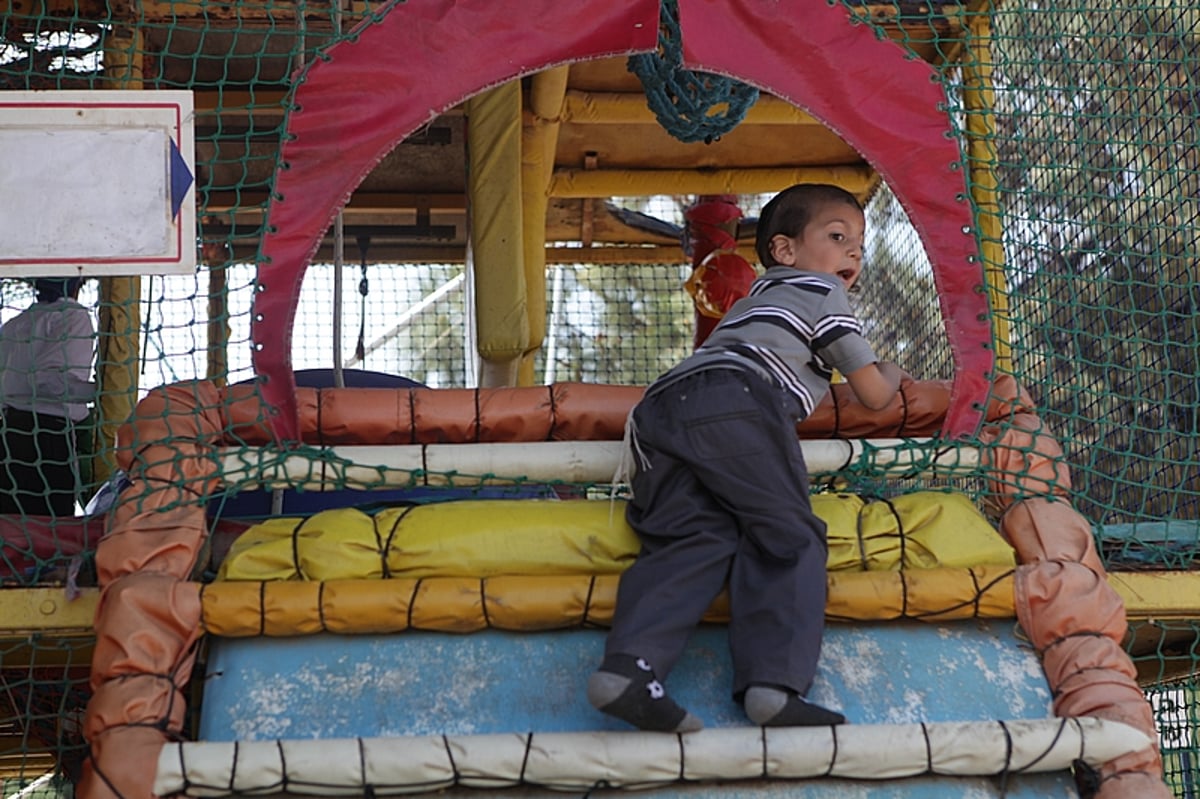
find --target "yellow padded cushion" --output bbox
[217,492,1013,582]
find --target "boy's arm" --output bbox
[843,361,909,410]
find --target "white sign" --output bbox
[0,90,196,276]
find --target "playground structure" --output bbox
[2,1,1200,798]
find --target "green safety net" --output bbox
[0,0,1198,795]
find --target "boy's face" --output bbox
[768,202,866,291]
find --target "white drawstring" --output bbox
[612,409,652,485]
[609,407,651,519]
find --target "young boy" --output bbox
[588,183,908,733]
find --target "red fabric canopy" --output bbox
[252,0,992,443]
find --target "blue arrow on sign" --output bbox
[169,138,194,219]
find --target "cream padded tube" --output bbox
[155,717,1151,796]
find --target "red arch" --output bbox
[251,0,662,442]
[676,0,992,439]
[253,0,992,442]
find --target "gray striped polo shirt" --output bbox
[648,266,878,421]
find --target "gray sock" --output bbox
[744,685,846,727]
[587,655,703,733]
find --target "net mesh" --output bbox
[0,0,1198,794]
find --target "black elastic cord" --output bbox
[317,580,327,632]
[357,737,370,796]
[354,236,370,364]
[547,384,559,440]
[1016,716,1069,774]
[473,387,481,443]
[824,725,839,777]
[996,719,1014,796]
[854,501,869,571]
[480,578,491,628]
[380,505,417,579]
[408,389,418,445]
[90,754,130,799]
[1039,630,1110,657]
[289,516,307,578]
[229,739,239,793]
[258,580,267,636]
[518,732,533,784]
[406,578,423,630]
[442,734,460,785]
[277,739,289,792]
[581,575,597,627]
[881,497,906,567]
[581,779,611,799]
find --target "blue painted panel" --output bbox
[197,621,1076,797]
[199,621,1052,739]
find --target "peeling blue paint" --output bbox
[199,620,1073,797]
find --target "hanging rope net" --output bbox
[628,0,760,144]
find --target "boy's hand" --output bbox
[844,361,909,410]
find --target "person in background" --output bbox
[588,184,909,732]
[0,277,96,516]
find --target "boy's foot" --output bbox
[587,654,703,733]
[743,685,846,727]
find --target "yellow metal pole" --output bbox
[961,4,1012,374]
[94,25,145,489]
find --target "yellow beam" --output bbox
[549,166,879,200]
[0,588,97,637]
[0,572,1192,639]
[561,92,821,127]
[961,8,1012,374]
[0,755,56,780]
[1109,571,1200,621]
[92,25,145,493]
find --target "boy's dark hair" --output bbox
[754,183,863,267]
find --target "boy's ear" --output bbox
[769,234,798,266]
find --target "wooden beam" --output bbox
[202,191,466,214]
[194,90,289,114]
[544,245,752,266]
[0,753,57,780]
[549,165,879,200]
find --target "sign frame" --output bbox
[0,89,196,277]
